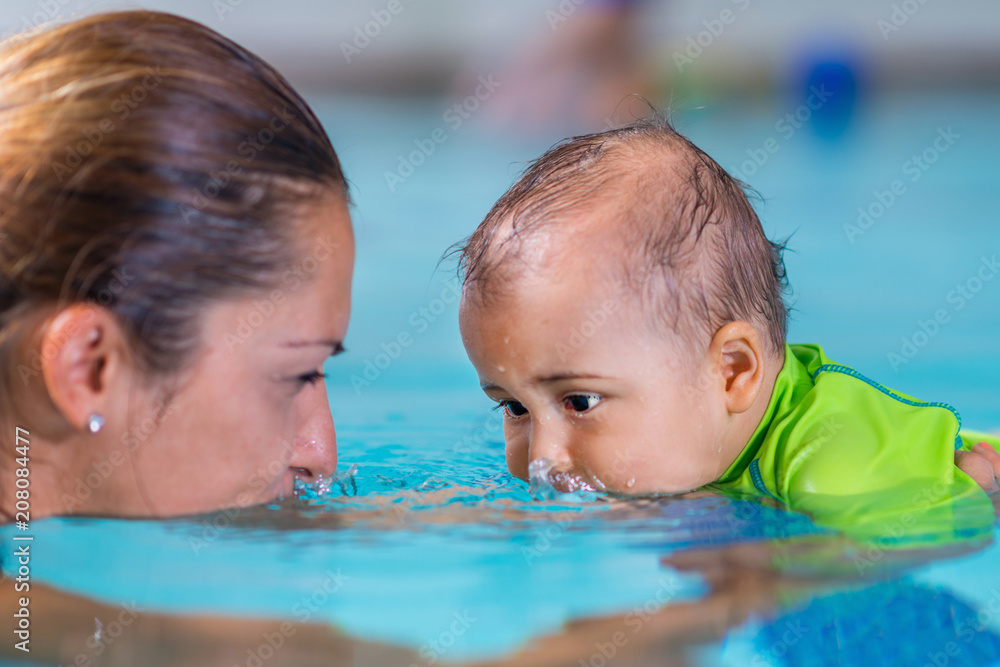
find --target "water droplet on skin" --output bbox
[626,478,636,489]
[497,365,506,372]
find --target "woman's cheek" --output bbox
[248,473,269,495]
[242,442,292,499]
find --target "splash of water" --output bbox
[295,464,359,500]
[528,458,605,501]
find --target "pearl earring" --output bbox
[86,413,105,434]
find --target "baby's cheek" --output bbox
[608,445,705,494]
[504,433,530,480]
[582,443,640,491]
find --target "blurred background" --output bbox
[5,0,998,98]
[5,3,1000,664]
[2,0,998,431]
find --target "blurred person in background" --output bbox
[454,0,660,132]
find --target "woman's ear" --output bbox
[708,321,766,415]
[39,304,132,433]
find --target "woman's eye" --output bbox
[563,394,600,413]
[296,370,328,387]
[500,400,529,418]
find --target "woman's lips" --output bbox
[279,469,299,497]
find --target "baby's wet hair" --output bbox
[457,114,788,357]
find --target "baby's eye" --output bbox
[500,400,529,418]
[563,394,601,413]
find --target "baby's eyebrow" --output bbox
[536,373,609,384]
[481,373,610,391]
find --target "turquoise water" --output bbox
[3,91,1000,665]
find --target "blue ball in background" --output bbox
[803,58,859,141]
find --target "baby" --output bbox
[456,117,1000,508]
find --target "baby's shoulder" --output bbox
[775,356,962,495]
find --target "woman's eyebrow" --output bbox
[280,340,346,355]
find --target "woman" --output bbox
[0,10,351,520]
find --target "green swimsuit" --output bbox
[708,344,999,540]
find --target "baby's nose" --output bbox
[527,422,573,470]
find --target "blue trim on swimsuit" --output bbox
[811,363,965,450]
[749,459,782,501]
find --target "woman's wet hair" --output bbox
[0,11,347,398]
[457,115,788,358]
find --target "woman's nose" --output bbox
[289,384,338,480]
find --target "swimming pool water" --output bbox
[4,90,999,666]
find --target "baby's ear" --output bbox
[709,321,766,414]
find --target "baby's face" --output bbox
[460,253,734,496]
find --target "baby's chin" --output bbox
[592,472,712,498]
[597,461,723,497]
[598,478,703,498]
